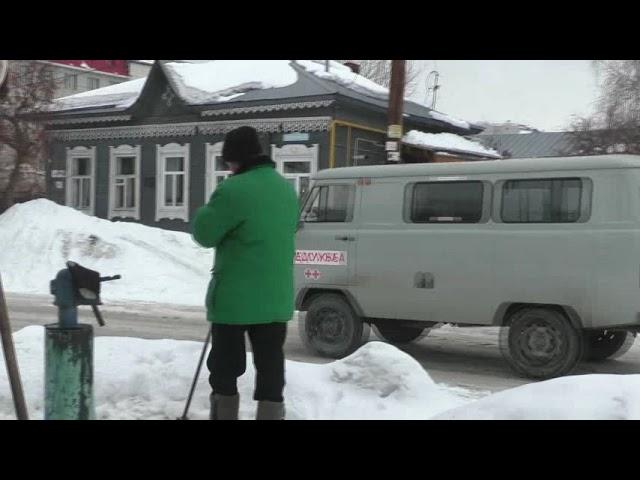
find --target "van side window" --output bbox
[411,181,484,223]
[301,185,354,223]
[501,178,582,223]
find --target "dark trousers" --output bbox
[207,322,287,402]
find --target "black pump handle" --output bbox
[99,275,121,282]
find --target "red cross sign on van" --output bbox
[303,268,322,280]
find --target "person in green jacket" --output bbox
[192,126,299,421]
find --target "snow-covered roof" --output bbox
[53,77,146,111]
[47,60,478,133]
[296,60,389,99]
[51,60,300,112]
[403,130,502,159]
[163,60,298,105]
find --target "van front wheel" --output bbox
[300,294,370,359]
[502,307,583,379]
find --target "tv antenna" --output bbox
[425,70,440,109]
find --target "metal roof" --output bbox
[313,155,640,180]
[474,132,575,158]
[44,61,480,134]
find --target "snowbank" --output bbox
[0,199,213,305]
[0,327,474,420]
[434,374,640,420]
[403,130,501,158]
[3,324,637,420]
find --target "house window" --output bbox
[410,181,485,223]
[109,145,141,220]
[501,178,583,223]
[353,138,385,166]
[271,143,318,199]
[156,143,190,222]
[87,77,100,89]
[205,142,231,201]
[64,74,78,90]
[66,146,95,215]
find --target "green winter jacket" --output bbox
[192,164,299,325]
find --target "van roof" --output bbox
[313,154,640,180]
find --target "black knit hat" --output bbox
[222,126,263,165]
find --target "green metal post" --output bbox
[44,324,95,420]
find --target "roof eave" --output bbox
[405,142,502,160]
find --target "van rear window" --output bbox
[411,181,484,223]
[501,178,582,223]
[301,185,354,223]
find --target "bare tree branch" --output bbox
[565,60,640,156]
[357,60,423,97]
[0,61,55,211]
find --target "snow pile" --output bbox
[434,374,640,420]
[52,77,147,111]
[0,199,213,305]
[0,328,473,420]
[403,130,501,158]
[5,324,639,420]
[164,60,298,104]
[290,341,470,419]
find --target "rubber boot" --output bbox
[210,393,240,420]
[256,400,285,420]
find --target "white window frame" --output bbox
[65,146,96,216]
[271,143,318,197]
[205,141,231,201]
[156,143,190,222]
[108,144,141,220]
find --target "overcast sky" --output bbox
[410,60,601,132]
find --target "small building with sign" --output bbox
[36,60,482,232]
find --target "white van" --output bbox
[294,155,640,379]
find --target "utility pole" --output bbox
[386,60,406,164]
[0,274,29,420]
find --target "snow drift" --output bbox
[0,199,213,305]
[434,374,640,420]
[0,327,474,420]
[2,324,638,420]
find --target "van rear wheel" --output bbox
[299,294,370,359]
[585,330,636,361]
[502,307,583,379]
[373,323,427,344]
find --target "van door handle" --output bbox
[335,235,356,241]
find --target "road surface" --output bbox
[6,292,640,396]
